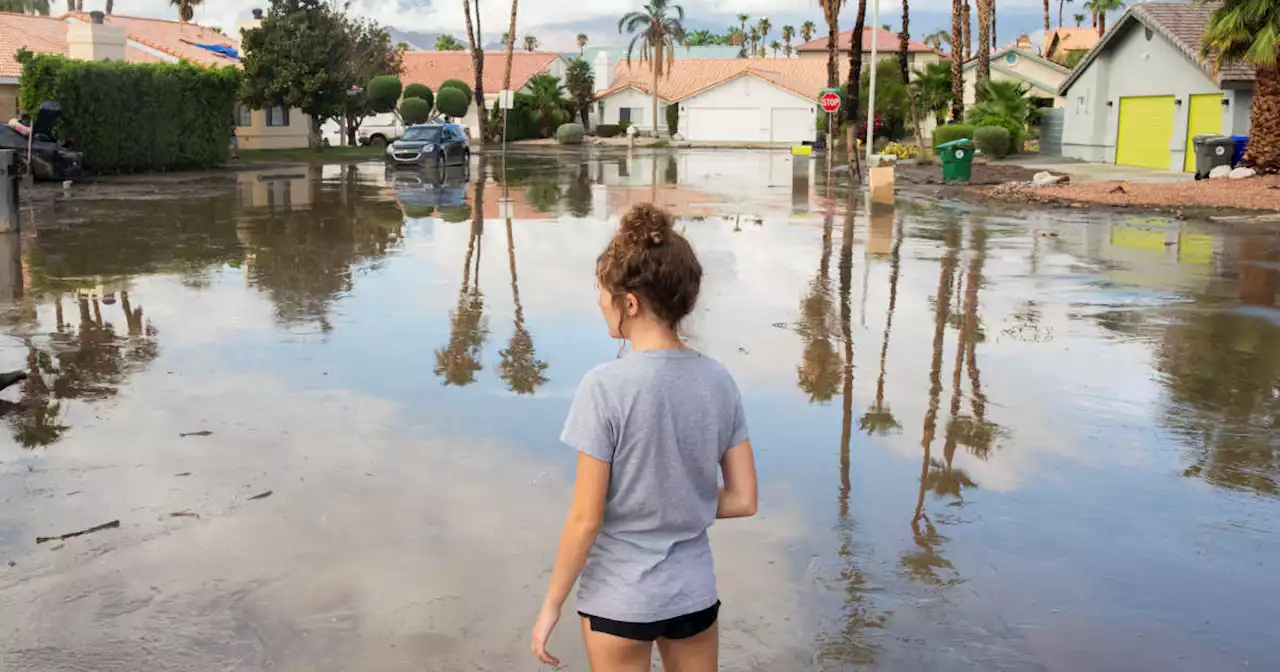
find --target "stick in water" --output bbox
[36,519,120,544]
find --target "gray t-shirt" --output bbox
[561,349,749,623]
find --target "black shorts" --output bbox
[579,601,720,642]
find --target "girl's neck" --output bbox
[627,320,683,352]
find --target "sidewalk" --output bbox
[1003,157,1195,184]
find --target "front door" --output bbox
[1116,96,1175,170]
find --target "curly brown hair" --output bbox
[596,203,703,330]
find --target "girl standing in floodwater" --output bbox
[531,204,759,671]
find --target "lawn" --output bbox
[236,145,383,164]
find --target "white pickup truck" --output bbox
[358,112,403,147]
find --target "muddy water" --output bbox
[0,151,1278,671]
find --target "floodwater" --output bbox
[1,150,1278,671]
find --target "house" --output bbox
[592,55,836,143]
[1057,3,1254,172]
[795,27,944,74]
[399,51,568,136]
[0,9,311,150]
[962,46,1070,107]
[1043,27,1102,65]
[580,45,743,64]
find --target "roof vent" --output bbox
[252,8,264,19]
[89,10,105,24]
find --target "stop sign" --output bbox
[819,89,841,114]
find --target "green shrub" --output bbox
[400,96,431,124]
[436,87,469,118]
[17,52,239,173]
[367,75,402,113]
[403,83,433,110]
[665,104,679,136]
[596,124,620,138]
[967,79,1035,150]
[440,78,472,101]
[932,123,975,149]
[618,121,632,134]
[973,125,1012,158]
[556,122,585,144]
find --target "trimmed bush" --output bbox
[403,83,433,110]
[665,104,679,136]
[556,123,585,144]
[973,125,1012,158]
[440,78,472,101]
[400,97,432,124]
[596,124,621,138]
[17,52,239,173]
[436,87,469,118]
[932,123,975,149]
[367,75,402,113]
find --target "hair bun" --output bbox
[619,203,673,248]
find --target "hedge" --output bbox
[400,97,432,124]
[932,123,975,149]
[596,124,621,138]
[440,78,472,101]
[436,87,469,118]
[489,93,574,141]
[18,52,240,173]
[403,83,433,111]
[666,104,679,136]
[973,126,1011,159]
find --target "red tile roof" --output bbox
[598,58,843,103]
[401,51,561,94]
[65,12,239,67]
[1043,27,1101,56]
[0,12,165,77]
[796,27,938,54]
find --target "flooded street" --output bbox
[1,149,1278,671]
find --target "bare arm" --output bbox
[717,440,758,518]
[542,451,610,609]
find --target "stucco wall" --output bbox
[597,88,669,133]
[1061,20,1242,169]
[238,108,311,150]
[680,75,814,143]
[0,84,18,121]
[963,53,1067,106]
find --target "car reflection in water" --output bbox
[388,165,472,221]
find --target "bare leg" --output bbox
[656,622,718,672]
[580,616,653,672]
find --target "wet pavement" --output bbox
[1,149,1279,671]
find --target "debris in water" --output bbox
[1034,231,1059,238]
[169,511,200,519]
[248,490,273,501]
[174,472,192,477]
[179,430,213,437]
[7,560,14,567]
[50,544,65,551]
[66,490,81,496]
[36,519,120,544]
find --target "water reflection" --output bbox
[498,212,548,395]
[434,176,489,386]
[795,214,842,403]
[860,208,903,437]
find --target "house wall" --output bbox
[1226,88,1252,135]
[963,54,1067,106]
[680,75,815,143]
[597,88,669,133]
[1061,20,1243,169]
[237,107,311,150]
[0,83,18,120]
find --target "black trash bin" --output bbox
[1192,134,1236,179]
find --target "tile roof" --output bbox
[0,12,164,78]
[796,27,938,54]
[1058,3,1254,94]
[598,58,842,103]
[401,51,561,94]
[65,12,240,67]
[1043,27,1101,56]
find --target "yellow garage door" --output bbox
[1184,94,1223,172]
[1116,96,1174,169]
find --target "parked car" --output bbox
[0,125,82,181]
[385,123,470,174]
[359,112,402,147]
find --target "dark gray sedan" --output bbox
[384,123,470,174]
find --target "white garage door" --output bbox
[770,107,813,144]
[686,108,764,142]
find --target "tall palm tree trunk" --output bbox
[462,0,487,144]
[651,31,662,137]
[898,0,911,84]
[1098,11,1107,36]
[501,0,518,140]
[1057,0,1065,29]
[977,0,991,83]
[826,6,840,89]
[1043,0,1051,37]
[991,0,997,48]
[1245,65,1280,173]
[963,1,971,60]
[846,0,868,156]
[950,0,965,121]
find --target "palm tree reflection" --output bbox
[434,177,489,386]
[860,215,904,437]
[796,215,842,402]
[497,217,548,394]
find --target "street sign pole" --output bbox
[818,88,842,176]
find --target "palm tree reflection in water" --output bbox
[497,215,548,394]
[795,215,842,402]
[434,177,489,386]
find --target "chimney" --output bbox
[67,13,126,62]
[252,8,263,19]
[239,9,265,36]
[1016,34,1032,50]
[593,50,612,94]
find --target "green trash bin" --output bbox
[939,138,975,182]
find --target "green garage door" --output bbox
[1116,96,1175,169]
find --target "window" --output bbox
[235,104,252,127]
[1005,52,1018,65]
[619,107,632,124]
[267,106,290,127]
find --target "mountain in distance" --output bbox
[386,26,440,51]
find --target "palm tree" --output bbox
[1073,12,1085,27]
[565,57,595,126]
[576,32,588,54]
[435,34,465,51]
[819,0,844,89]
[770,40,781,57]
[1058,0,1071,29]
[105,0,112,13]
[687,29,717,46]
[169,0,202,22]
[737,12,750,38]
[523,35,539,51]
[977,0,992,83]
[757,16,772,48]
[781,24,795,55]
[963,1,972,59]
[461,0,487,143]
[501,0,519,142]
[1202,0,1280,172]
[801,20,816,43]
[619,0,687,138]
[911,60,953,124]
[749,27,761,56]
[950,0,965,121]
[898,0,912,84]
[784,44,793,58]
[845,0,868,154]
[0,0,50,14]
[1043,0,1051,38]
[922,29,952,50]
[526,73,565,137]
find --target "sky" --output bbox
[98,0,1053,51]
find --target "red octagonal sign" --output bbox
[819,89,841,114]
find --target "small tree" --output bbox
[340,16,402,146]
[400,97,431,124]
[437,87,470,119]
[526,73,566,137]
[564,57,595,127]
[403,83,434,110]
[367,75,402,113]
[435,34,465,51]
[440,78,473,101]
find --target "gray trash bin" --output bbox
[1192,134,1236,179]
